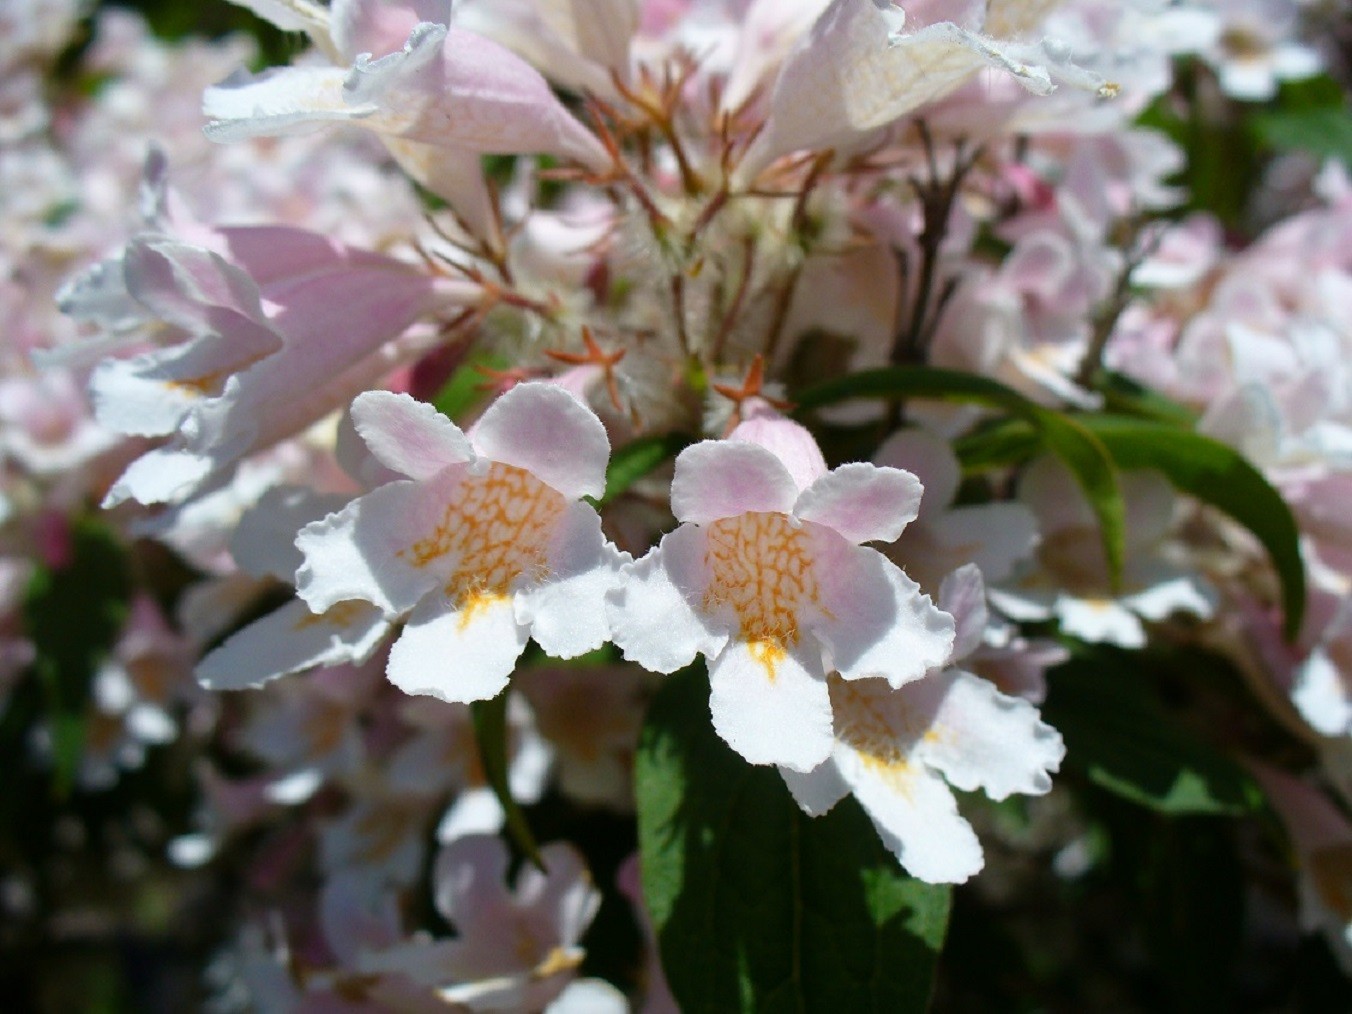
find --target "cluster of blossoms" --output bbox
[6,0,1352,1006]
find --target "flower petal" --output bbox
[779,758,851,817]
[196,598,389,690]
[608,525,727,674]
[708,639,833,772]
[838,746,984,884]
[669,440,799,524]
[296,471,465,614]
[812,542,955,687]
[793,462,922,545]
[386,594,528,703]
[910,669,1064,801]
[514,502,627,659]
[351,390,474,480]
[203,65,369,142]
[874,428,960,517]
[469,382,610,500]
[938,563,988,660]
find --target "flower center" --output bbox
[829,675,921,793]
[400,463,565,615]
[702,511,820,677]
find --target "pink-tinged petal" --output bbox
[469,382,610,500]
[196,598,389,690]
[454,0,637,97]
[779,757,851,817]
[925,503,1039,584]
[838,748,984,884]
[351,390,474,480]
[433,832,513,926]
[515,503,627,659]
[873,428,960,517]
[728,408,829,492]
[740,2,1052,179]
[333,0,451,55]
[516,840,601,942]
[387,594,528,703]
[670,440,798,524]
[938,563,987,660]
[123,239,282,359]
[230,486,352,583]
[608,525,727,673]
[421,26,609,166]
[296,471,466,614]
[812,542,955,687]
[794,462,922,545]
[708,639,833,772]
[383,138,494,236]
[910,669,1064,801]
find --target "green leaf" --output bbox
[1252,106,1352,167]
[1093,370,1198,427]
[600,432,690,507]
[1078,415,1306,640]
[431,350,512,422]
[1042,643,1262,815]
[22,518,132,795]
[470,691,543,869]
[793,366,1125,583]
[637,665,951,1013]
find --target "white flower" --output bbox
[608,413,954,772]
[297,383,628,704]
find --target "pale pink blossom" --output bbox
[297,383,628,704]
[608,412,954,771]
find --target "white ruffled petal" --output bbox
[609,525,727,673]
[469,383,610,500]
[708,639,833,772]
[911,669,1064,801]
[838,747,984,884]
[196,598,389,690]
[793,462,922,545]
[351,390,474,480]
[387,594,529,703]
[514,503,626,659]
[813,542,955,687]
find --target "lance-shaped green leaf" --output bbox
[1043,643,1261,815]
[637,665,951,1013]
[1078,415,1305,640]
[793,366,1124,583]
[471,690,544,869]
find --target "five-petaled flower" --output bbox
[607,410,955,772]
[296,382,627,704]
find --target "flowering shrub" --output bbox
[4,0,1352,1008]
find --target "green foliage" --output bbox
[1043,643,1262,816]
[431,350,513,422]
[1078,415,1306,639]
[1251,74,1352,168]
[599,432,691,506]
[637,665,950,1013]
[793,366,1125,584]
[471,691,544,869]
[21,518,133,794]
